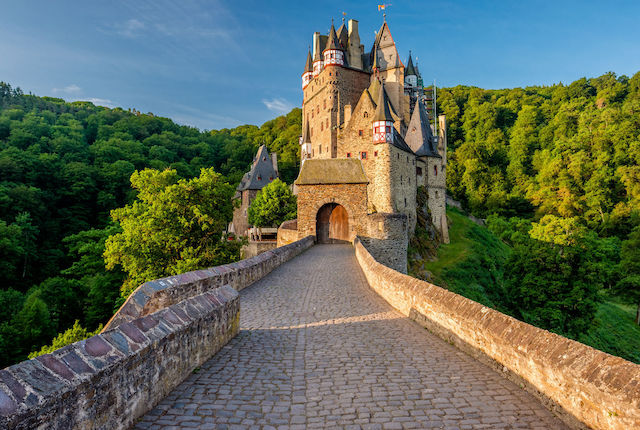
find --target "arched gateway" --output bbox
[316,203,349,243]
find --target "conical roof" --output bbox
[304,49,313,73]
[302,120,311,144]
[374,82,394,122]
[337,20,348,49]
[405,52,417,76]
[324,22,342,51]
[405,100,440,158]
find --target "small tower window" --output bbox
[319,145,322,154]
[347,152,351,158]
[361,152,367,159]
[257,175,262,181]
[404,198,407,207]
[364,112,369,118]
[374,151,378,157]
[321,123,323,131]
[434,165,438,176]
[416,167,422,175]
[358,130,363,136]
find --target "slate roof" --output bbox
[405,53,417,76]
[373,82,394,122]
[304,49,313,72]
[236,145,278,192]
[404,100,440,158]
[337,21,348,50]
[324,23,342,51]
[295,158,368,185]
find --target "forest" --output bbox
[0,82,301,366]
[1,70,639,367]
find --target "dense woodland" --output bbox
[1,70,639,366]
[0,82,301,366]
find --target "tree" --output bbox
[247,179,297,228]
[28,321,102,359]
[615,226,640,324]
[505,237,602,338]
[104,168,241,300]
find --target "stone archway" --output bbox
[316,203,349,244]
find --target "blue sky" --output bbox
[1,1,639,130]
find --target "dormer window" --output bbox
[257,175,262,180]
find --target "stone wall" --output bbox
[232,189,258,237]
[359,213,408,273]
[354,237,640,430]
[104,236,315,330]
[277,219,299,247]
[0,287,239,430]
[241,241,277,259]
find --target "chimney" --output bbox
[271,153,279,176]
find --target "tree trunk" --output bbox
[636,302,640,326]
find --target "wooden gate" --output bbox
[316,203,349,244]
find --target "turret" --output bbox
[405,52,418,87]
[300,120,312,162]
[323,21,344,67]
[373,82,394,144]
[302,49,313,89]
[312,32,323,77]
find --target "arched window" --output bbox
[364,111,368,118]
[434,165,438,176]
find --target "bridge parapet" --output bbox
[354,237,640,430]
[104,235,315,330]
[0,286,239,430]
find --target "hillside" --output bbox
[0,83,302,366]
[411,207,640,364]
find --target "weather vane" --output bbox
[378,3,392,20]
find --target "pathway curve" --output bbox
[136,245,567,430]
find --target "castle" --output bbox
[280,16,449,272]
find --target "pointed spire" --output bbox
[325,20,342,51]
[302,120,311,143]
[304,48,313,72]
[406,51,417,76]
[374,81,394,122]
[405,100,440,157]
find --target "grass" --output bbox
[412,207,640,364]
[579,301,640,363]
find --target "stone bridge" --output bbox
[1,239,639,429]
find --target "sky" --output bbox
[1,0,639,130]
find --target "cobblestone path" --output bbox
[136,245,567,430]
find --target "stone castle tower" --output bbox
[282,17,449,272]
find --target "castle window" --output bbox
[374,151,378,157]
[358,130,363,136]
[321,123,323,131]
[323,100,326,109]
[400,175,402,184]
[434,165,438,176]
[404,198,407,207]
[347,152,351,158]
[319,145,322,154]
[270,176,273,180]
[397,153,399,159]
[257,175,262,180]
[326,118,329,127]
[417,166,422,175]
[407,156,409,162]
[364,112,369,118]
[435,191,439,198]
[361,151,367,159]
[329,72,332,76]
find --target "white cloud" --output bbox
[117,19,145,38]
[52,84,81,94]
[262,98,293,115]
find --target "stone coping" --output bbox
[354,237,640,430]
[104,235,315,331]
[0,286,240,430]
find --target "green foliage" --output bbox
[28,321,102,359]
[0,81,301,366]
[504,237,602,338]
[247,179,297,228]
[614,226,640,323]
[419,208,512,311]
[104,168,241,299]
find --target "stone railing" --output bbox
[354,237,640,430]
[104,235,315,330]
[0,286,239,430]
